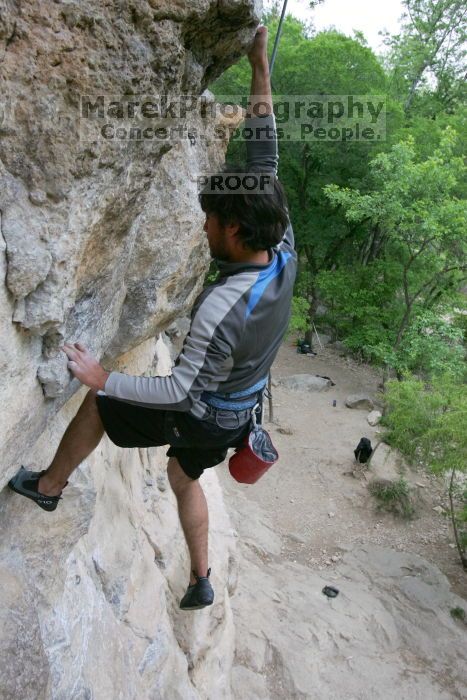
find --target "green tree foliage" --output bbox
[319,127,466,372]
[382,375,467,567]
[395,310,465,378]
[287,296,310,338]
[383,0,467,115]
[391,105,467,174]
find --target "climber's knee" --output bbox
[167,457,194,497]
[85,388,99,405]
[77,388,101,420]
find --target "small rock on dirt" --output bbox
[279,374,333,392]
[156,475,167,492]
[367,410,382,426]
[288,533,305,544]
[345,394,375,410]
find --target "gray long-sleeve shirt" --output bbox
[104,113,297,419]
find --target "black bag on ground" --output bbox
[354,437,373,463]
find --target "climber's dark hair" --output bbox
[198,164,289,251]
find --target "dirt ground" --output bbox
[220,339,467,600]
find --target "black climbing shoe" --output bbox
[179,568,214,610]
[8,466,66,512]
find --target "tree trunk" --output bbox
[304,277,319,349]
[303,244,319,350]
[393,306,412,351]
[449,467,467,571]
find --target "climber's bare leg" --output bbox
[38,389,105,496]
[167,457,209,585]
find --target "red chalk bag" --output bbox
[228,406,279,484]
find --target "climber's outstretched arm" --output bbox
[245,26,294,251]
[246,26,272,118]
[244,26,278,176]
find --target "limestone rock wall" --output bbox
[0,1,260,697]
[0,0,258,474]
[0,338,240,700]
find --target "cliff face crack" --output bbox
[0,208,10,295]
[5,21,17,48]
[141,526,165,569]
[0,208,5,248]
[152,11,184,22]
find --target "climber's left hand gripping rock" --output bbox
[61,342,109,391]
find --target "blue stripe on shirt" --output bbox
[245,251,292,319]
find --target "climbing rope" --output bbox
[267,0,288,421]
[268,0,289,80]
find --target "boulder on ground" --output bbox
[367,410,382,426]
[345,394,375,410]
[330,340,350,355]
[368,443,405,483]
[367,444,416,517]
[279,374,333,392]
[313,332,331,346]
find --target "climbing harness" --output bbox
[201,377,268,412]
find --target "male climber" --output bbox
[9,26,297,610]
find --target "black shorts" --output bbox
[95,395,252,480]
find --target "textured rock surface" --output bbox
[369,442,406,483]
[0,1,260,698]
[233,544,467,700]
[345,393,375,410]
[220,483,467,700]
[0,340,239,700]
[279,374,333,392]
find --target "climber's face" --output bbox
[204,213,233,261]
